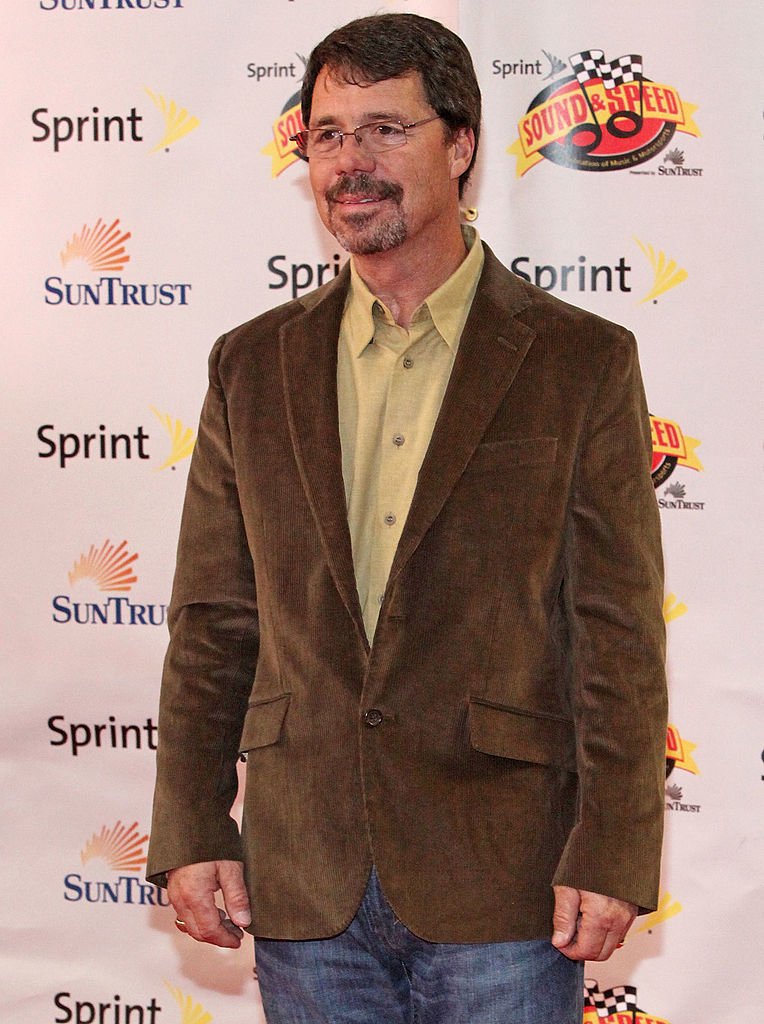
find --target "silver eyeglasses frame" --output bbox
[289,115,442,159]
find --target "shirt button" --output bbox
[392,433,405,447]
[364,708,383,727]
[384,513,397,525]
[403,356,414,369]
[377,593,385,605]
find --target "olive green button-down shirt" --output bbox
[338,226,485,641]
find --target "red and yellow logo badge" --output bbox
[509,49,699,176]
[262,90,305,177]
[650,415,703,487]
[666,724,699,776]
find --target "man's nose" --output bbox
[332,134,377,174]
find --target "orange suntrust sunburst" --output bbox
[80,820,148,872]
[68,539,138,592]
[60,217,132,272]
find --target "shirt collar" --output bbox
[344,225,484,358]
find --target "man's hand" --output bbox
[167,860,251,948]
[552,886,637,961]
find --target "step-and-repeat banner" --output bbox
[3,2,762,1021]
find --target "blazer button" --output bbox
[364,708,383,727]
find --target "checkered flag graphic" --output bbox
[585,980,640,1019]
[601,54,644,88]
[569,49,606,86]
[569,49,644,89]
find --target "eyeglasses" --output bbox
[289,115,442,159]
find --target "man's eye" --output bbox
[317,128,341,143]
[373,123,404,137]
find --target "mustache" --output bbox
[326,174,404,204]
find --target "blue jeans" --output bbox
[255,868,583,1023]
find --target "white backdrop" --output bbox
[2,2,762,1022]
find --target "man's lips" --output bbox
[326,175,403,207]
[332,195,387,205]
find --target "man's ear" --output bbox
[449,127,475,182]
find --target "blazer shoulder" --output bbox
[209,264,351,378]
[481,243,635,353]
[479,240,639,380]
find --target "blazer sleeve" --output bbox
[552,329,668,912]
[146,335,259,887]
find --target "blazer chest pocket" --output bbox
[468,698,576,772]
[239,692,291,756]
[466,436,557,475]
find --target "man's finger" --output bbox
[553,887,637,961]
[175,894,241,948]
[219,860,252,929]
[560,911,609,960]
[551,885,581,948]
[167,861,247,949]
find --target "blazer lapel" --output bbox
[278,248,536,638]
[388,248,536,586]
[279,268,367,645]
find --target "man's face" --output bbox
[306,68,471,258]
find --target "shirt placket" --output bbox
[365,322,429,638]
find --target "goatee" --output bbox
[326,174,407,256]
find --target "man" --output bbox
[148,13,667,1023]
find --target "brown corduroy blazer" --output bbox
[147,245,667,943]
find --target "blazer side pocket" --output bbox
[466,436,558,474]
[239,692,291,754]
[468,697,576,772]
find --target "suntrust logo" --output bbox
[631,145,704,179]
[51,539,167,625]
[82,820,147,870]
[45,218,191,307]
[41,0,184,12]
[63,819,169,906]
[69,539,138,591]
